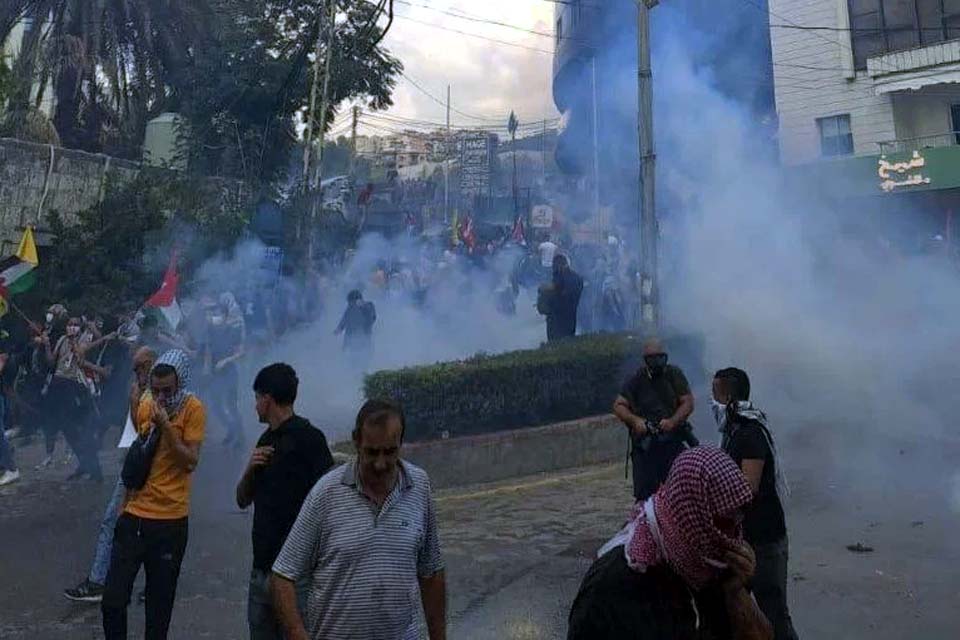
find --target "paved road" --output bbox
[1,427,958,639]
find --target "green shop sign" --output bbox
[792,145,960,198]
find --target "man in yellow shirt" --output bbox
[101,349,206,640]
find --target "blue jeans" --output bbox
[89,475,126,585]
[0,395,15,471]
[248,568,308,640]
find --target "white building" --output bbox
[1,16,55,117]
[770,0,960,163]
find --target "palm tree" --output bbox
[1,1,214,156]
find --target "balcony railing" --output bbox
[878,132,960,155]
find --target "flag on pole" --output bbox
[511,216,527,246]
[0,226,39,299]
[144,252,183,331]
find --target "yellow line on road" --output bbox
[436,464,619,504]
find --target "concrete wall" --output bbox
[770,0,897,163]
[0,136,248,253]
[336,415,627,489]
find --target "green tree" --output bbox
[37,170,250,315]
[2,1,215,157]
[0,58,10,108]
[176,0,401,188]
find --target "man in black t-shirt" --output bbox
[236,363,335,640]
[713,367,799,640]
[613,338,696,501]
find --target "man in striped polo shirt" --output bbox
[271,399,446,640]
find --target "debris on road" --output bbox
[846,543,875,553]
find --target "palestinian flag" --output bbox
[144,253,183,331]
[0,226,39,299]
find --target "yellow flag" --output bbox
[16,226,39,266]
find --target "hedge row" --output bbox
[363,332,705,442]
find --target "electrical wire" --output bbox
[393,0,594,48]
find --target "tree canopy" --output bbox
[1,0,401,188]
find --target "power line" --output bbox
[397,71,559,126]
[394,0,594,48]
[392,13,555,55]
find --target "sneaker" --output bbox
[35,456,53,470]
[4,427,20,439]
[0,470,19,486]
[64,579,104,603]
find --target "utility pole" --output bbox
[445,85,451,224]
[308,0,338,265]
[299,0,326,246]
[541,118,547,185]
[508,111,519,217]
[312,0,338,192]
[591,56,601,245]
[301,2,326,197]
[637,0,659,331]
[350,104,360,175]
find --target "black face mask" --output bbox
[644,353,669,375]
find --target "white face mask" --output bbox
[711,399,728,428]
[209,314,225,327]
[46,313,54,324]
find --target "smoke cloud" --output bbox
[647,6,959,505]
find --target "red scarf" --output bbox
[627,447,753,590]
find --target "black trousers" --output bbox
[631,438,687,501]
[752,537,801,640]
[102,513,189,640]
[47,377,101,477]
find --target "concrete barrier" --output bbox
[335,414,626,489]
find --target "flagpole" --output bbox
[7,299,39,333]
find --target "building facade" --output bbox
[771,0,960,252]
[772,0,960,163]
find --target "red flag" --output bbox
[147,252,179,308]
[511,217,526,246]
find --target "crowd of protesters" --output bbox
[0,231,803,639]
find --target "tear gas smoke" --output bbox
[647,7,960,507]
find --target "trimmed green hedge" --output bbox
[364,332,705,442]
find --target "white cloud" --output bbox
[353,0,560,135]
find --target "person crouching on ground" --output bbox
[568,447,773,640]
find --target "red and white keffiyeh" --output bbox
[626,447,753,590]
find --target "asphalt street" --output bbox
[1,424,958,639]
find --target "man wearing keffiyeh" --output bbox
[101,349,207,640]
[568,447,773,640]
[713,368,799,640]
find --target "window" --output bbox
[848,0,960,69]
[556,16,563,47]
[818,115,854,157]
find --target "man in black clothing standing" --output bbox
[236,363,335,640]
[335,290,377,367]
[613,338,696,501]
[714,367,799,640]
[539,254,584,342]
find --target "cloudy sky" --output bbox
[340,0,561,136]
